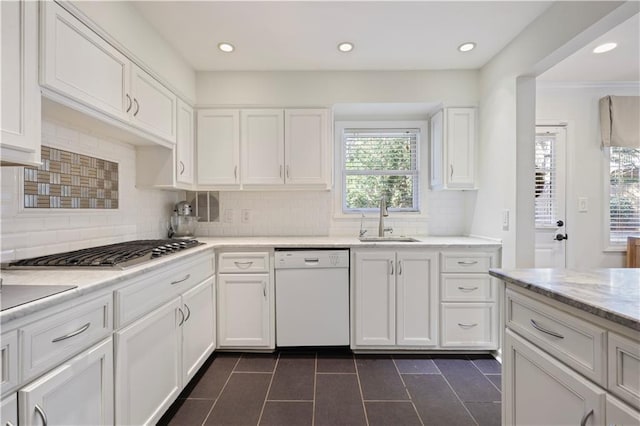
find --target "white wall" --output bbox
[0,119,180,262]
[537,83,639,268]
[472,1,638,268]
[70,1,196,103]
[194,70,479,237]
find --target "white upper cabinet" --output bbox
[241,109,285,185]
[284,109,329,185]
[197,109,241,187]
[430,107,477,190]
[176,99,194,185]
[40,1,177,146]
[1,0,41,166]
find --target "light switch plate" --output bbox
[223,209,234,223]
[241,209,251,224]
[502,210,509,230]
[578,197,588,212]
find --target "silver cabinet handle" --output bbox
[530,319,564,339]
[133,98,140,116]
[457,260,479,265]
[234,165,238,180]
[125,94,132,113]
[35,404,48,426]
[398,261,402,275]
[279,165,283,178]
[171,274,191,285]
[7,421,15,426]
[580,409,594,426]
[263,282,267,298]
[177,307,185,326]
[458,323,478,328]
[184,304,191,322]
[179,161,185,175]
[286,165,290,178]
[389,260,394,275]
[450,164,454,179]
[234,261,253,269]
[51,322,90,343]
[457,286,479,292]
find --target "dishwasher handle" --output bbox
[304,258,320,264]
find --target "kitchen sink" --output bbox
[359,236,420,242]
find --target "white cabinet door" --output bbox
[1,0,40,166]
[40,1,130,122]
[176,99,194,185]
[284,109,329,186]
[354,251,396,346]
[606,394,640,426]
[446,108,476,188]
[217,274,271,348]
[115,298,181,426]
[19,338,113,426]
[429,110,444,189]
[197,109,240,186]
[241,109,284,185]
[130,64,177,143]
[396,251,438,346]
[1,393,18,426]
[182,278,215,384]
[504,329,606,426]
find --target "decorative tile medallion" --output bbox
[24,146,119,209]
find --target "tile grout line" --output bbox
[312,352,317,426]
[200,355,243,426]
[467,355,503,399]
[353,356,370,426]
[256,352,280,426]
[392,357,425,426]
[435,360,480,426]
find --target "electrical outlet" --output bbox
[578,197,588,212]
[241,209,251,224]
[223,209,234,223]
[502,210,510,230]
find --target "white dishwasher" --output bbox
[275,249,350,347]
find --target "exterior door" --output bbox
[534,126,567,267]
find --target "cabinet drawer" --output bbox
[21,293,112,382]
[441,252,492,273]
[218,252,270,273]
[441,274,495,302]
[441,303,497,348]
[1,330,18,395]
[115,252,214,327]
[608,332,640,409]
[506,289,606,386]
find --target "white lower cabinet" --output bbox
[115,297,181,425]
[353,249,438,348]
[182,277,216,384]
[504,329,606,426]
[217,274,272,348]
[19,337,113,426]
[1,393,18,426]
[606,394,640,425]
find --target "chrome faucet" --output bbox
[378,196,393,237]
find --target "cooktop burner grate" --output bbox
[6,239,202,269]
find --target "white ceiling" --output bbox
[132,1,553,71]
[539,12,640,82]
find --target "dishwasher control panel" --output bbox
[275,250,350,269]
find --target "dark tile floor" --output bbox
[158,350,502,426]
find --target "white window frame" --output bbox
[603,146,640,251]
[333,120,428,219]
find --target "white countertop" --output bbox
[0,235,500,324]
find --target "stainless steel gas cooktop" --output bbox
[3,239,202,270]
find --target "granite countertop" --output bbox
[1,235,500,324]
[489,268,640,331]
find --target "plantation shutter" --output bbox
[343,128,419,211]
[609,147,640,244]
[535,134,557,226]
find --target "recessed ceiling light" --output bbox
[218,42,235,53]
[458,42,476,52]
[593,42,617,53]
[337,42,354,53]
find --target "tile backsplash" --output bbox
[0,119,180,262]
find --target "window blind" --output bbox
[535,135,557,227]
[343,128,419,211]
[609,147,640,244]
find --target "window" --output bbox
[341,127,420,213]
[607,147,640,245]
[534,134,558,227]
